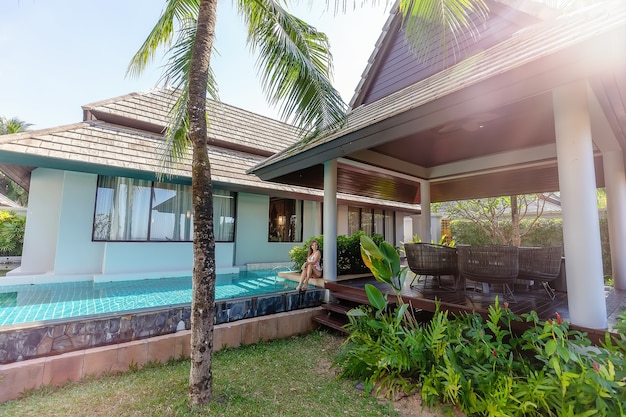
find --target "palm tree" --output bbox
[0,117,30,206]
[129,0,487,406]
[0,117,32,135]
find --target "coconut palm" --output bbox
[129,0,488,406]
[0,117,30,205]
[0,117,32,135]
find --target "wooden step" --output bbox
[313,313,350,334]
[331,290,371,305]
[322,302,353,315]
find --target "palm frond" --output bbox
[399,0,489,65]
[126,0,201,78]
[130,0,220,173]
[237,0,347,132]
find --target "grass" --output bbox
[0,330,402,417]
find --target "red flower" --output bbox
[555,312,563,325]
[593,361,599,372]
[548,319,553,325]
[493,348,497,357]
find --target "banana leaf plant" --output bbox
[359,234,409,302]
[351,235,415,329]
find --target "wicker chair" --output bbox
[516,246,563,300]
[404,243,458,291]
[458,245,519,301]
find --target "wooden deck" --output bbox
[323,273,626,343]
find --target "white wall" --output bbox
[7,168,411,285]
[54,171,105,275]
[234,192,296,267]
[17,168,63,275]
[337,205,349,236]
[7,169,236,284]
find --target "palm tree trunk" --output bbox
[511,195,521,246]
[188,0,218,406]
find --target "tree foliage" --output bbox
[0,211,25,255]
[442,194,548,245]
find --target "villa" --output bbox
[0,0,625,402]
[0,89,419,285]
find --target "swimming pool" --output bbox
[0,269,301,327]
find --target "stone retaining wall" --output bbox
[0,289,324,364]
[0,307,324,403]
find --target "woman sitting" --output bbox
[296,240,322,291]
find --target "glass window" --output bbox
[347,206,395,242]
[214,189,236,242]
[93,175,236,242]
[268,197,302,242]
[373,209,385,236]
[384,211,395,243]
[150,182,193,241]
[347,206,360,236]
[361,209,373,236]
[93,176,151,241]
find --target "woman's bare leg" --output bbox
[296,267,307,291]
[302,265,311,290]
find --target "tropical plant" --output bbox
[129,0,491,406]
[0,117,30,206]
[359,234,407,296]
[0,116,31,135]
[0,211,25,255]
[333,296,626,415]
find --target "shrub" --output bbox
[334,296,626,416]
[0,211,25,256]
[451,217,614,282]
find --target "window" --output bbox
[214,189,236,242]
[93,175,236,242]
[268,197,302,242]
[347,206,395,243]
[93,177,151,240]
[150,182,193,241]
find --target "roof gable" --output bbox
[351,0,549,108]
[250,1,626,204]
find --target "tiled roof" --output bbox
[83,88,304,155]
[251,1,626,173]
[0,95,419,212]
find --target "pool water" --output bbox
[0,270,299,327]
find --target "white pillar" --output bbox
[554,82,607,329]
[420,181,432,243]
[409,214,420,241]
[603,150,626,290]
[323,159,338,281]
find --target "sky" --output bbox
[0,0,392,130]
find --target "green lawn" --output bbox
[0,331,407,417]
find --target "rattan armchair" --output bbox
[458,245,519,301]
[404,243,458,291]
[516,246,563,300]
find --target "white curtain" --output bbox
[94,176,150,240]
[214,190,235,241]
[94,176,236,242]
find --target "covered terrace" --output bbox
[250,1,626,330]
